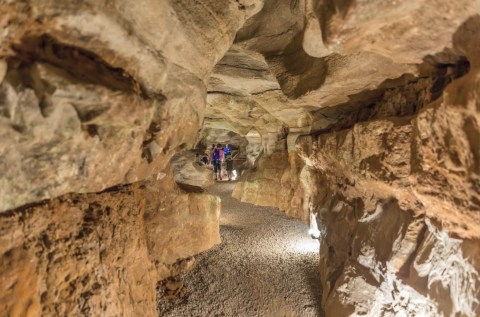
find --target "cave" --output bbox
[0,1,479,317]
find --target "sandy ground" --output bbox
[158,181,323,317]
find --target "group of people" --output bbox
[208,143,236,181]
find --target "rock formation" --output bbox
[229,2,480,316]
[0,169,220,317]
[0,0,256,315]
[1,0,480,316]
[170,151,214,189]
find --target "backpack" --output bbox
[213,148,220,160]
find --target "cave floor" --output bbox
[158,181,322,317]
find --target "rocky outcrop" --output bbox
[170,151,214,189]
[0,170,220,317]
[0,2,256,315]
[2,1,480,316]
[0,0,264,212]
[290,17,480,315]
[233,150,308,221]
[232,13,480,316]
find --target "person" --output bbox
[226,155,234,181]
[208,144,216,163]
[211,144,224,180]
[200,154,209,165]
[223,144,232,158]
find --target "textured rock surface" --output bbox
[206,45,310,135]
[297,19,480,315]
[198,128,249,158]
[1,0,480,316]
[0,171,220,317]
[170,151,214,189]
[0,0,263,211]
[231,13,480,316]
[233,150,308,221]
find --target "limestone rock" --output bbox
[0,0,263,212]
[0,171,220,316]
[292,21,480,313]
[233,146,307,221]
[171,151,214,189]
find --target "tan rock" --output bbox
[1,1,480,316]
[233,149,308,221]
[171,151,215,189]
[0,171,220,316]
[0,0,263,212]
[0,60,6,84]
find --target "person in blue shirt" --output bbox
[210,144,224,180]
[223,144,232,158]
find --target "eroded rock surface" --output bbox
[0,1,256,316]
[0,0,263,211]
[1,1,480,316]
[0,171,220,317]
[232,12,480,316]
[298,46,480,317]
[233,150,308,221]
[170,151,214,189]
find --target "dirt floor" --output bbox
[158,181,323,317]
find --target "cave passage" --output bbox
[158,182,322,317]
[2,2,480,317]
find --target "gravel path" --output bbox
[159,182,323,317]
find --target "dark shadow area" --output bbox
[309,55,470,135]
[266,33,329,99]
[176,183,205,193]
[9,34,154,99]
[313,0,356,44]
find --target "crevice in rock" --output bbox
[9,34,156,99]
[310,57,470,135]
[396,221,427,279]
[312,0,356,45]
[266,33,329,99]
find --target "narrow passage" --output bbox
[159,182,322,317]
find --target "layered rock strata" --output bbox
[0,1,259,316]
[233,15,480,316]
[0,0,263,211]
[1,1,480,316]
[295,18,480,315]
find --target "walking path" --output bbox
[159,182,323,317]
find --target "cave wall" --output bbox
[1,1,480,316]
[295,70,480,313]
[0,170,220,317]
[307,25,480,314]
[0,0,263,212]
[0,1,261,316]
[233,150,308,221]
[232,15,480,316]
